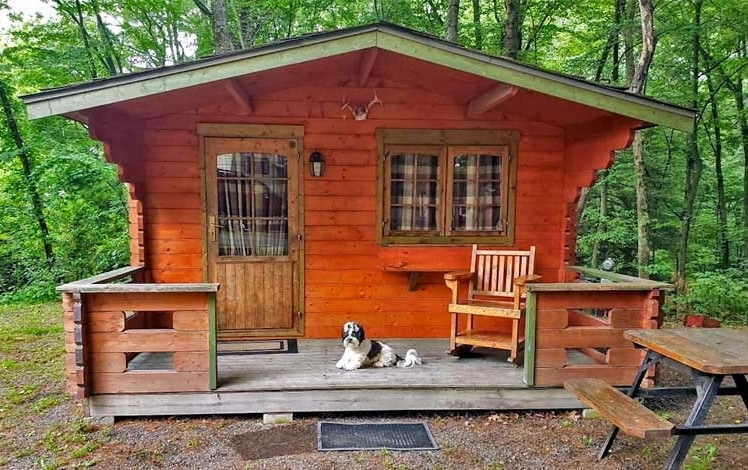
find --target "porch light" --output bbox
[309,151,324,177]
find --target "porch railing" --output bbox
[58,267,219,399]
[524,266,671,387]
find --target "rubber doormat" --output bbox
[317,422,439,451]
[217,339,298,356]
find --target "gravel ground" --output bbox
[4,391,747,469]
[3,363,747,470]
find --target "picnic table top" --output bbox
[624,328,748,375]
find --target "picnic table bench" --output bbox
[565,327,748,470]
[564,378,674,439]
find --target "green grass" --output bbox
[685,444,718,470]
[0,302,113,468]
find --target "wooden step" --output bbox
[564,378,675,439]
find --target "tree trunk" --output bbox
[472,0,482,49]
[701,36,748,259]
[624,0,636,83]
[626,0,658,279]
[676,0,704,294]
[238,7,263,48]
[53,0,98,78]
[579,0,625,233]
[629,0,656,95]
[612,0,624,82]
[733,64,748,258]
[590,171,608,268]
[594,0,624,82]
[212,0,234,54]
[503,0,521,58]
[705,74,729,269]
[632,133,651,278]
[0,79,54,266]
[446,0,460,42]
[92,0,122,75]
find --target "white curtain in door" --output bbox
[216,152,288,256]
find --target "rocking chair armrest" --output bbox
[514,274,542,286]
[444,271,473,281]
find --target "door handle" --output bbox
[208,216,222,242]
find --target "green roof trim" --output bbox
[22,23,695,132]
[376,34,694,132]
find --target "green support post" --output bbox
[524,291,537,386]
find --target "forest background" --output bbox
[0,0,746,325]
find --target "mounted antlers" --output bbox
[341,89,382,120]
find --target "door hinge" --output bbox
[297,234,302,240]
[297,311,303,318]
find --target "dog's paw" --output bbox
[335,359,345,369]
[342,362,360,371]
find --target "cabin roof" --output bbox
[21,22,695,132]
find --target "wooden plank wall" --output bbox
[83,292,211,394]
[533,289,662,386]
[139,84,568,339]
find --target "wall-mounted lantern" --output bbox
[309,151,324,177]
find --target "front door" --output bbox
[205,137,302,338]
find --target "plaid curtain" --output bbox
[389,152,440,231]
[452,153,502,231]
[217,152,288,256]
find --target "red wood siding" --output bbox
[108,82,633,339]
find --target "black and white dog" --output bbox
[335,321,422,371]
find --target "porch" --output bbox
[59,265,669,418]
[87,339,585,417]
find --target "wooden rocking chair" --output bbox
[444,245,540,365]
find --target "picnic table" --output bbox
[565,327,748,470]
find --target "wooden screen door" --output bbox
[205,137,302,338]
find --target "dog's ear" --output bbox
[357,324,365,341]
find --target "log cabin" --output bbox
[22,23,695,418]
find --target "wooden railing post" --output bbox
[523,291,537,386]
[58,266,219,400]
[208,292,217,390]
[525,268,673,387]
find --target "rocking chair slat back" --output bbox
[470,246,536,299]
[444,244,538,364]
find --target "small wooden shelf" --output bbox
[378,246,471,290]
[378,246,470,272]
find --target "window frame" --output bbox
[377,129,518,246]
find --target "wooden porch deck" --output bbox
[87,340,584,417]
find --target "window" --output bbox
[216,152,289,256]
[378,130,517,245]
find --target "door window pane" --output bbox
[217,152,288,256]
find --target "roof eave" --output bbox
[21,24,695,132]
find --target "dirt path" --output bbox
[3,390,747,469]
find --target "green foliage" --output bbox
[685,443,718,470]
[0,0,746,322]
[1,0,136,301]
[676,269,748,325]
